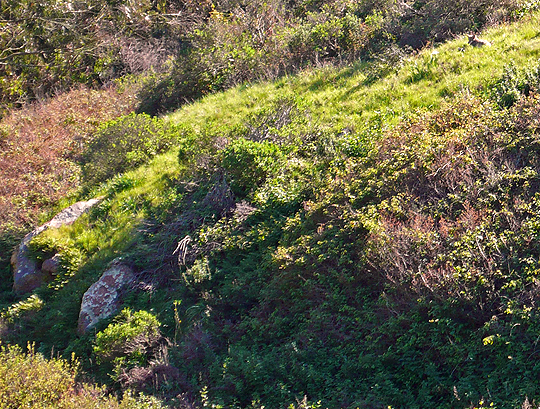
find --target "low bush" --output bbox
[221,138,285,197]
[0,343,167,409]
[491,61,540,107]
[0,344,76,408]
[94,309,162,373]
[81,114,179,187]
[0,0,184,115]
[286,9,376,66]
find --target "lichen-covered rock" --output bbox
[77,260,135,335]
[11,198,101,294]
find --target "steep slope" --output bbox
[5,13,540,409]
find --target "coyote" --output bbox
[468,34,491,47]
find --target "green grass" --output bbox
[43,149,184,268]
[5,12,540,409]
[169,12,540,132]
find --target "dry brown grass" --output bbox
[0,86,137,231]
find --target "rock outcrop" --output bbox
[11,198,101,294]
[77,260,135,335]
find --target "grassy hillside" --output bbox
[169,12,540,127]
[3,11,540,409]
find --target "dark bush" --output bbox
[221,138,285,197]
[492,62,540,107]
[81,113,178,186]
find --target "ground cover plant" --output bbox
[0,343,167,408]
[4,8,540,409]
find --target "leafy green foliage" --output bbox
[160,92,540,407]
[94,309,161,368]
[0,344,76,408]
[81,114,179,187]
[0,344,167,409]
[492,61,540,107]
[221,138,285,197]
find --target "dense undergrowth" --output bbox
[2,0,538,116]
[4,7,540,409]
[0,343,166,408]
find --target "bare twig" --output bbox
[173,235,192,266]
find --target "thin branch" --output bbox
[0,51,44,62]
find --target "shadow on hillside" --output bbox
[0,228,24,304]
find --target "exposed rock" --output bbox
[41,254,60,277]
[77,260,135,335]
[11,198,101,294]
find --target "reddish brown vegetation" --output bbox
[0,86,136,231]
[362,95,540,311]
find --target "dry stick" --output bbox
[173,235,192,266]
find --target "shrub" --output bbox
[0,0,184,114]
[137,6,279,116]
[0,344,76,408]
[492,61,540,107]
[0,343,167,409]
[221,138,285,197]
[81,113,179,186]
[287,11,371,66]
[93,309,162,369]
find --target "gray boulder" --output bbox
[77,260,135,335]
[11,198,101,294]
[41,254,60,276]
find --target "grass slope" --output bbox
[169,12,540,131]
[4,13,540,409]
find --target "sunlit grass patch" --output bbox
[168,12,540,135]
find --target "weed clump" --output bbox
[492,61,540,107]
[94,309,165,378]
